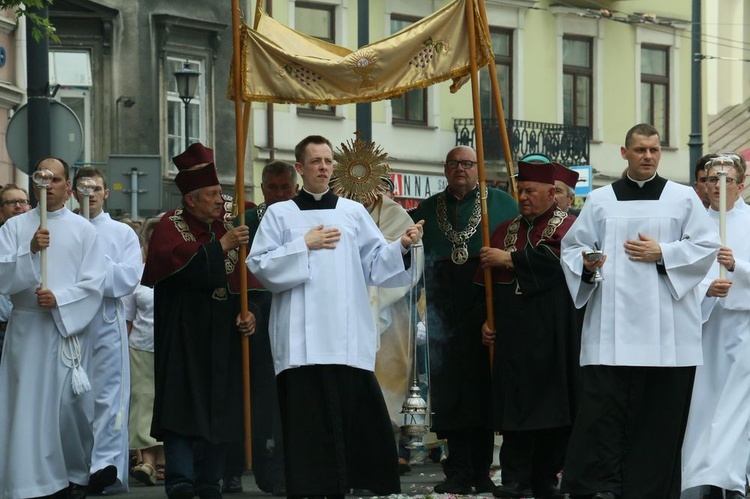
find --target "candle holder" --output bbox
[76,176,97,220]
[32,168,54,189]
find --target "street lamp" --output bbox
[173,61,201,150]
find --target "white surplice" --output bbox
[0,207,106,499]
[561,181,720,367]
[681,207,750,493]
[87,212,142,491]
[247,196,415,375]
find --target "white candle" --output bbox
[711,154,734,280]
[32,169,54,290]
[39,189,47,289]
[719,173,727,279]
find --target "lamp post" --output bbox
[173,61,201,150]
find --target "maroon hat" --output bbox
[174,163,220,195]
[554,163,579,189]
[517,161,556,185]
[173,143,214,171]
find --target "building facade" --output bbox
[0,9,24,188]
[0,1,730,213]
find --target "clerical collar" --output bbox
[303,187,329,200]
[294,188,338,210]
[612,173,667,201]
[626,171,657,188]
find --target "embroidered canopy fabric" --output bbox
[229,0,492,105]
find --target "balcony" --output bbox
[454,118,590,167]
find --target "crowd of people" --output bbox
[0,123,745,499]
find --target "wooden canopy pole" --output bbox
[464,0,496,367]
[476,0,518,201]
[231,0,252,470]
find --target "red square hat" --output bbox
[174,163,220,195]
[554,163,579,189]
[172,143,214,171]
[517,161,556,185]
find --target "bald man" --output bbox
[409,146,518,494]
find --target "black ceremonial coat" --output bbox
[145,208,257,443]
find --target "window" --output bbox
[479,28,513,121]
[49,51,92,163]
[562,36,592,135]
[166,57,205,171]
[295,2,335,117]
[641,45,669,145]
[49,51,93,87]
[390,15,427,125]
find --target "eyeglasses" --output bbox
[705,176,741,185]
[2,199,28,207]
[445,160,477,170]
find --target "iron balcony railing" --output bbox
[454,118,590,166]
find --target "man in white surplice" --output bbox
[560,124,720,499]
[247,135,424,498]
[73,167,142,494]
[0,157,106,499]
[681,157,750,499]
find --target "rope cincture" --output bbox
[61,334,91,395]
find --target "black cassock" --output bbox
[150,240,245,444]
[486,224,580,432]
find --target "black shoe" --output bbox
[434,477,473,495]
[398,458,411,475]
[726,491,746,499]
[87,465,117,495]
[350,489,374,496]
[271,484,286,497]
[198,488,222,499]
[473,477,496,494]
[169,487,197,499]
[492,481,533,498]
[221,476,243,494]
[69,483,87,499]
[532,484,563,499]
[592,493,618,499]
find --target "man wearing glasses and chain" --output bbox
[410,146,518,494]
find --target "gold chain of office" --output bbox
[436,188,484,265]
[256,202,268,221]
[503,208,568,252]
